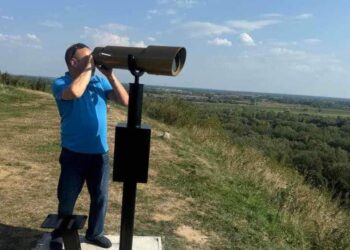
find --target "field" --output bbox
[144,86,350,201]
[1,83,350,249]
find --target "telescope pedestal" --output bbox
[113,55,152,250]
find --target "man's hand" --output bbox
[99,69,129,106]
[97,65,113,79]
[81,54,95,73]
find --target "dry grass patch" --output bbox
[175,225,208,247]
[148,187,192,223]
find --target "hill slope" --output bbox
[1,84,350,249]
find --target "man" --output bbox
[50,43,128,249]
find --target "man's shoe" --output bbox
[85,235,112,248]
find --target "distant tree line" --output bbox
[0,71,52,92]
[266,95,350,110]
[144,96,350,205]
[145,87,350,111]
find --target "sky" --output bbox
[1,0,350,98]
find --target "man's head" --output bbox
[65,43,94,76]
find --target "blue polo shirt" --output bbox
[52,72,113,154]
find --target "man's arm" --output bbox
[61,70,91,100]
[97,66,129,106]
[61,55,93,100]
[106,74,129,106]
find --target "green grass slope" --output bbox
[1,84,350,249]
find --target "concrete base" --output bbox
[33,234,162,250]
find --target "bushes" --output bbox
[143,96,222,129]
[143,95,350,203]
[225,107,350,201]
[0,71,51,92]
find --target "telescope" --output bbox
[97,44,186,250]
[92,45,186,76]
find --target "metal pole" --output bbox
[119,55,144,250]
[61,229,81,250]
[119,182,137,250]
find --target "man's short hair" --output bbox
[65,43,90,66]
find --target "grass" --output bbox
[1,84,350,249]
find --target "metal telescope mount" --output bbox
[113,54,152,250]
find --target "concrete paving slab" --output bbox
[33,234,162,250]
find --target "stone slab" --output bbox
[33,234,162,250]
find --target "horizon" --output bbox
[1,0,350,98]
[4,70,350,101]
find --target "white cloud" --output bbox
[147,8,177,18]
[152,0,196,20]
[1,15,14,20]
[227,19,280,31]
[295,13,313,20]
[221,48,347,98]
[270,47,306,57]
[181,21,233,37]
[270,41,298,47]
[148,9,158,14]
[267,48,345,75]
[328,65,344,73]
[170,17,183,24]
[291,64,314,73]
[26,33,41,43]
[132,41,147,47]
[158,0,198,8]
[0,32,42,49]
[270,38,320,47]
[208,38,232,47]
[166,9,177,15]
[100,23,128,32]
[0,33,21,42]
[82,26,146,47]
[174,0,198,8]
[40,20,63,29]
[147,37,156,42]
[303,38,321,44]
[261,13,283,18]
[239,33,256,46]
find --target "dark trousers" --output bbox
[57,147,109,238]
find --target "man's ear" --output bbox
[70,58,78,67]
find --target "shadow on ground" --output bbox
[0,223,44,250]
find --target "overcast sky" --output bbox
[1,0,350,98]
